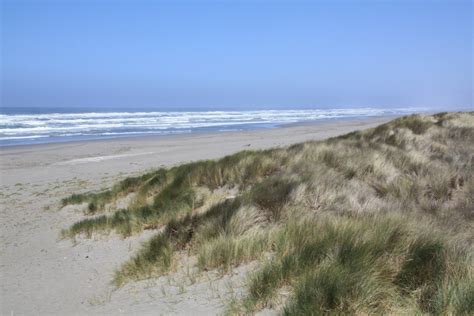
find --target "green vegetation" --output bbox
[239,215,472,314]
[62,112,474,314]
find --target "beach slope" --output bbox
[1,117,393,315]
[2,114,473,314]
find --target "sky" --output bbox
[1,0,472,110]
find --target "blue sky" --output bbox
[1,0,472,110]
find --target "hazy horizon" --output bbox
[2,0,472,110]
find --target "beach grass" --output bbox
[62,112,474,314]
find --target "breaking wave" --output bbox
[0,108,426,145]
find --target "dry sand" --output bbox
[1,117,393,315]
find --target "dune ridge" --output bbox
[62,112,474,314]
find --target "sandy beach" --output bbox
[1,116,393,315]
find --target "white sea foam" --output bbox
[0,108,426,144]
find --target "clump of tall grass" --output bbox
[61,169,168,214]
[61,150,288,237]
[239,215,472,314]
[62,112,474,314]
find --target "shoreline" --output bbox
[1,115,395,315]
[1,106,437,148]
[0,114,404,149]
[0,116,394,188]
[0,114,394,150]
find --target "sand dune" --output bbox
[0,117,394,315]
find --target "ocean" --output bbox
[0,107,427,146]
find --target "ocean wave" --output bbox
[0,108,427,145]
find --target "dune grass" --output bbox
[60,170,167,214]
[239,215,472,314]
[62,112,474,314]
